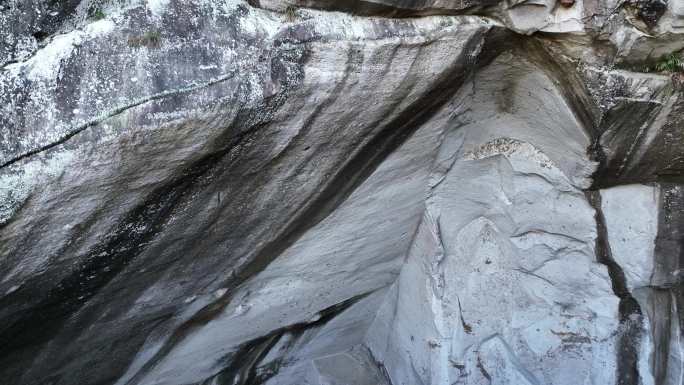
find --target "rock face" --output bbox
[0,1,682,385]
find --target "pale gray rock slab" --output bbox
[312,346,390,385]
[600,184,659,291]
[366,50,621,385]
[599,184,662,385]
[260,291,390,385]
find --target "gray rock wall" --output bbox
[0,0,682,384]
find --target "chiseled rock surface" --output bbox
[1,0,684,385]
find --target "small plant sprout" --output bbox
[92,10,106,20]
[654,53,683,73]
[284,5,298,22]
[144,31,162,46]
[128,31,162,49]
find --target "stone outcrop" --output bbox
[0,0,683,384]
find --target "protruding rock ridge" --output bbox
[252,0,684,39]
[1,0,683,385]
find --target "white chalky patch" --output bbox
[0,151,75,225]
[147,0,171,17]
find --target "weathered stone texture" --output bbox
[1,0,683,384]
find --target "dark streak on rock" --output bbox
[119,25,511,384]
[248,0,503,18]
[201,292,372,385]
[0,43,310,384]
[0,112,256,363]
[457,297,474,334]
[585,190,642,385]
[634,0,668,28]
[652,183,684,289]
[373,354,395,385]
[476,354,492,382]
[649,182,684,384]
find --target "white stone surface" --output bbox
[366,53,620,385]
[1,1,682,384]
[601,184,659,291]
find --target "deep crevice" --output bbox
[585,190,643,385]
[247,0,501,18]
